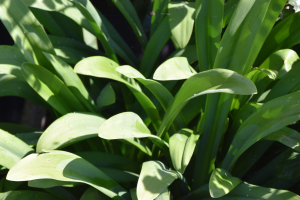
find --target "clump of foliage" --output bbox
[0,0,300,199]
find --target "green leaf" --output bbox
[28,179,80,188]
[263,127,300,152]
[98,112,169,154]
[81,187,111,200]
[168,1,195,49]
[0,129,33,169]
[14,132,42,146]
[7,150,129,200]
[137,161,181,200]
[0,123,40,134]
[150,0,169,36]
[156,69,257,139]
[0,74,48,108]
[153,57,196,81]
[195,0,223,71]
[255,12,300,66]
[209,168,242,198]
[36,112,105,153]
[97,83,116,110]
[169,128,200,173]
[223,0,240,27]
[111,0,148,48]
[22,62,85,115]
[155,188,170,200]
[140,16,171,78]
[0,190,58,200]
[43,52,96,112]
[74,56,162,131]
[0,0,56,71]
[222,91,300,171]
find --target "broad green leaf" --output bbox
[153,57,196,81]
[156,69,257,139]
[168,2,195,49]
[0,74,48,108]
[43,52,96,112]
[83,28,98,49]
[98,112,169,154]
[22,63,85,115]
[130,188,138,200]
[100,168,139,183]
[263,127,300,152]
[209,168,242,198]
[74,56,162,131]
[140,17,171,78]
[0,129,33,169]
[169,128,200,174]
[150,0,169,36]
[37,112,105,153]
[137,161,181,200]
[97,83,116,110]
[169,45,198,65]
[0,45,26,79]
[22,0,117,62]
[0,190,58,200]
[43,187,78,200]
[7,150,129,200]
[28,179,80,188]
[222,91,300,171]
[255,12,300,66]
[81,187,111,200]
[195,0,223,71]
[155,188,170,200]
[14,132,42,146]
[263,61,300,102]
[0,0,56,71]
[111,0,148,48]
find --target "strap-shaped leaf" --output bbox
[7,150,129,200]
[209,168,242,198]
[150,0,169,36]
[22,62,85,115]
[0,190,58,200]
[168,1,195,49]
[223,0,240,27]
[140,17,171,78]
[0,0,56,71]
[195,0,223,71]
[81,187,111,200]
[111,0,147,48]
[28,179,80,188]
[137,161,181,200]
[169,45,198,65]
[37,112,105,153]
[43,52,96,113]
[74,56,162,131]
[0,129,33,169]
[153,57,196,81]
[156,69,257,138]
[222,91,300,171]
[98,112,169,154]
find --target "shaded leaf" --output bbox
[97,83,115,110]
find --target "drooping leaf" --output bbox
[98,112,169,154]
[0,129,33,169]
[209,168,242,198]
[153,57,196,81]
[22,62,85,115]
[36,112,105,153]
[168,1,195,49]
[81,187,111,200]
[28,179,80,188]
[222,91,300,171]
[137,161,181,200]
[156,69,257,139]
[74,56,162,131]
[43,52,96,112]
[169,45,198,65]
[7,150,129,200]
[97,83,116,110]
